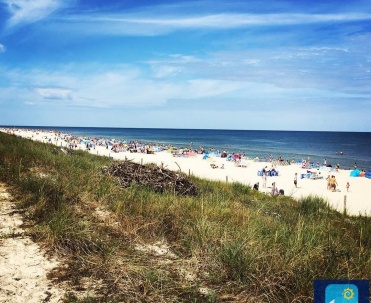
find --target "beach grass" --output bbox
[0,132,370,302]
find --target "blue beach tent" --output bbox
[350,169,360,177]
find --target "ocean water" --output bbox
[18,126,371,171]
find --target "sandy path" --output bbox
[0,183,65,303]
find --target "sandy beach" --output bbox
[2,128,371,216]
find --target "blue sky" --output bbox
[0,0,371,131]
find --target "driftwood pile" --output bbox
[102,161,199,196]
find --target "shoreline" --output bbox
[1,127,370,216]
[3,125,369,171]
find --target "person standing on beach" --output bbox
[271,182,278,196]
[346,182,350,192]
[330,175,338,192]
[294,173,298,188]
[326,175,331,189]
[262,172,267,188]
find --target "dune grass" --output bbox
[0,132,370,302]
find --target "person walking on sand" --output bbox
[294,173,298,188]
[330,175,338,192]
[346,182,350,192]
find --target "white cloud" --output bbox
[2,0,371,36]
[0,43,6,53]
[55,12,371,36]
[2,60,370,115]
[125,12,371,28]
[1,65,255,108]
[169,54,201,62]
[34,87,73,100]
[1,0,65,27]
[151,65,182,78]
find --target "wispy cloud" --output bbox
[147,45,371,95]
[34,87,73,100]
[0,43,6,52]
[2,61,369,113]
[1,0,65,28]
[3,0,369,38]
[53,12,371,36]
[122,12,371,28]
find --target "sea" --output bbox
[13,126,371,171]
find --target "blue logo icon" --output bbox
[325,283,358,303]
[314,280,369,303]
